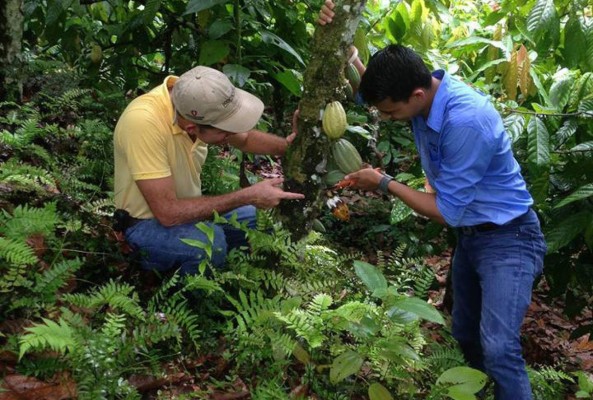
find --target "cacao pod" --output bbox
[344,81,354,101]
[322,101,347,140]
[90,45,103,64]
[324,169,346,187]
[331,138,362,174]
[345,63,361,87]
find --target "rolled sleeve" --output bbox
[434,126,495,226]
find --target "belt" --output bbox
[457,210,531,236]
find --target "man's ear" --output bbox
[410,88,425,102]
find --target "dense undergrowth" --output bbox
[0,63,590,400]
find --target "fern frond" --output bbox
[34,258,83,302]
[19,318,77,359]
[0,236,38,266]
[62,279,145,320]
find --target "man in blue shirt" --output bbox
[344,44,547,399]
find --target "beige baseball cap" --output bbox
[171,66,264,133]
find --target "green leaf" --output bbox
[354,261,387,294]
[549,69,574,110]
[390,198,413,224]
[143,0,161,24]
[260,31,304,66]
[368,383,394,400]
[503,113,526,143]
[545,211,592,253]
[184,0,227,15]
[527,0,556,36]
[437,366,488,399]
[527,116,550,168]
[222,64,251,87]
[570,141,593,153]
[554,184,593,209]
[389,296,444,324]
[209,20,233,40]
[447,37,507,55]
[272,69,302,97]
[555,119,578,144]
[330,350,364,384]
[198,40,230,66]
[563,15,587,68]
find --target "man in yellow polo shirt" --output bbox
[114,66,304,275]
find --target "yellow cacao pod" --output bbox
[322,101,347,140]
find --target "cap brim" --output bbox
[211,89,264,133]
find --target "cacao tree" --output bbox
[279,0,367,240]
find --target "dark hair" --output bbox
[358,44,432,104]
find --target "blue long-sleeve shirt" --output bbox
[411,70,532,227]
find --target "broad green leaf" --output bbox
[368,383,394,400]
[527,116,550,168]
[354,261,387,294]
[549,69,574,110]
[209,20,233,40]
[503,113,526,143]
[447,37,507,55]
[143,0,161,24]
[554,119,578,145]
[272,69,302,97]
[377,338,420,361]
[261,31,305,66]
[554,184,593,209]
[184,0,227,15]
[437,366,488,398]
[569,73,593,110]
[527,0,556,36]
[570,141,593,153]
[389,296,444,324]
[585,21,593,71]
[545,211,592,253]
[390,198,413,224]
[198,40,230,66]
[222,64,251,87]
[330,350,363,384]
[563,15,587,68]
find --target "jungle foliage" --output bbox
[1,0,592,398]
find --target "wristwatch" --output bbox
[378,173,394,194]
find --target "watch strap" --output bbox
[378,173,394,194]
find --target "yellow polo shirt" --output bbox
[114,76,208,219]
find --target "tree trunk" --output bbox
[279,0,366,240]
[0,0,24,102]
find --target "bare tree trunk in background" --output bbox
[279,0,366,240]
[0,0,24,102]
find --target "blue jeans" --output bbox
[125,205,257,275]
[451,209,546,400]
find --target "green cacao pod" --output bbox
[331,138,362,174]
[322,101,347,140]
[324,169,346,186]
[344,81,354,101]
[345,63,361,87]
[90,45,103,64]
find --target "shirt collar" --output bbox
[162,75,184,135]
[426,69,448,133]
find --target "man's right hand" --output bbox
[317,0,335,25]
[247,177,304,209]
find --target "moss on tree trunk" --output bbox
[0,0,24,102]
[279,0,366,240]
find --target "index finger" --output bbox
[281,192,305,200]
